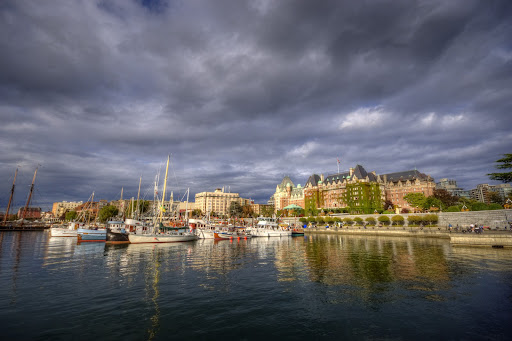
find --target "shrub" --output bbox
[333,217,341,223]
[326,217,335,225]
[343,217,353,225]
[425,214,439,226]
[383,210,394,214]
[471,202,488,211]
[353,217,364,226]
[391,215,405,226]
[445,206,460,212]
[488,203,503,210]
[365,217,376,226]
[407,215,420,226]
[378,215,390,226]
[307,217,317,224]
[401,208,410,214]
[299,217,307,223]
[316,217,325,224]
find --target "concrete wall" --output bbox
[282,209,512,228]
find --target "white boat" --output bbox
[49,222,82,237]
[190,219,219,239]
[129,232,197,243]
[247,217,292,237]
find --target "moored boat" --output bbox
[77,227,107,242]
[291,228,305,236]
[247,217,292,237]
[106,220,130,244]
[49,222,82,237]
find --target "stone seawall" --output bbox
[305,226,450,238]
[304,225,512,247]
[450,234,512,247]
[283,209,512,229]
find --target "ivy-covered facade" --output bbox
[303,165,385,214]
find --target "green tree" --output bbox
[242,205,254,218]
[391,215,405,226]
[365,217,376,226]
[125,200,150,218]
[229,201,243,217]
[404,193,427,210]
[378,215,390,226]
[424,197,443,211]
[342,217,353,225]
[191,209,202,217]
[260,206,274,217]
[488,191,504,205]
[65,210,77,221]
[488,154,512,183]
[98,205,119,223]
[353,217,364,226]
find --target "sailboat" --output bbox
[128,156,198,244]
[76,192,107,242]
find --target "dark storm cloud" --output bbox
[1,0,511,211]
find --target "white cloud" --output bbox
[339,106,388,130]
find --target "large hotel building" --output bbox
[195,188,252,216]
[271,164,436,214]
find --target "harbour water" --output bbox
[1,231,512,340]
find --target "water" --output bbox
[1,232,512,340]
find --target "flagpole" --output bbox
[337,157,340,174]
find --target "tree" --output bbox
[424,197,443,211]
[191,209,202,218]
[125,200,150,218]
[404,193,427,210]
[65,210,77,221]
[488,154,512,183]
[488,191,504,205]
[378,215,390,226]
[433,189,458,208]
[229,201,243,217]
[391,215,404,226]
[365,217,376,226]
[241,205,254,218]
[98,205,119,223]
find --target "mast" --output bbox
[157,155,170,224]
[87,192,95,225]
[21,167,38,224]
[185,188,189,224]
[136,175,142,219]
[3,168,18,225]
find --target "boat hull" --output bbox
[77,228,107,242]
[49,227,77,237]
[249,229,292,237]
[128,234,198,244]
[106,229,130,244]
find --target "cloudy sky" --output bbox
[1,0,511,211]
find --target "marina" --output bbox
[2,230,512,340]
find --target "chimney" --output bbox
[320,174,324,182]
[349,168,354,176]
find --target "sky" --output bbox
[1,0,511,212]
